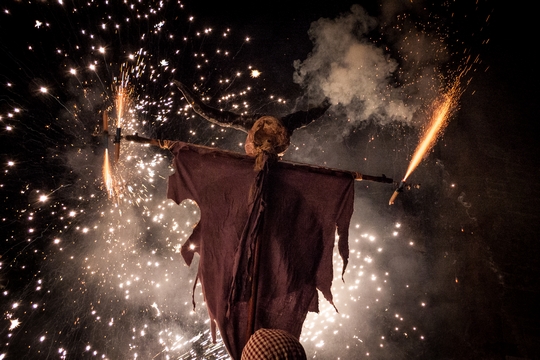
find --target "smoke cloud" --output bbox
[293,4,446,130]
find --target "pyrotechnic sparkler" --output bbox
[389,77,462,205]
[102,148,115,198]
[113,72,132,163]
[101,70,137,200]
[101,110,114,198]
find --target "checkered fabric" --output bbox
[241,328,307,359]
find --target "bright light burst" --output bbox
[9,319,20,331]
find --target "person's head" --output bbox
[241,328,307,360]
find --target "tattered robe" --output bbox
[167,141,355,360]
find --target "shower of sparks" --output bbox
[403,77,462,182]
[115,86,129,129]
[390,74,463,205]
[102,148,114,197]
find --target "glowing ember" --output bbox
[9,319,21,331]
[115,84,130,129]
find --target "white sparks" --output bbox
[9,319,20,331]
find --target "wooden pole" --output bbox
[124,134,395,185]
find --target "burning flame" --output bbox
[389,76,462,205]
[115,86,127,128]
[403,77,462,182]
[115,66,133,128]
[102,148,114,197]
[102,75,133,199]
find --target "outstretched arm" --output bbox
[280,98,331,134]
[174,80,259,133]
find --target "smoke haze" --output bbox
[293,4,448,131]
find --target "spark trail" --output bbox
[389,76,462,205]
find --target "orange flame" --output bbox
[102,148,114,197]
[101,74,132,201]
[403,78,461,182]
[115,86,127,128]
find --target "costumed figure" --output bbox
[119,78,394,359]
[132,81,360,359]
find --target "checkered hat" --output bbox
[241,328,307,359]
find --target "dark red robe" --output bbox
[167,141,355,360]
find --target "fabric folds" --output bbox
[167,141,355,360]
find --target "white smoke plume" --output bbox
[293,4,446,130]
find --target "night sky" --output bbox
[1,1,539,359]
